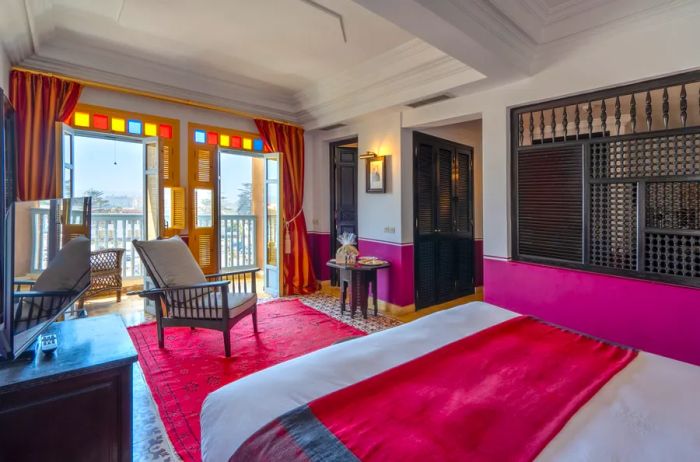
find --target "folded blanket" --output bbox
[231,316,637,462]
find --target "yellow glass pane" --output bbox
[111,117,126,132]
[144,122,157,136]
[220,134,230,147]
[243,138,252,150]
[74,112,90,127]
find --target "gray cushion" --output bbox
[170,292,257,319]
[33,235,91,293]
[132,236,206,288]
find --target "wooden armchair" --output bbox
[130,237,259,357]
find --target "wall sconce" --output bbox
[359,151,377,159]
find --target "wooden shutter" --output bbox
[144,138,163,240]
[436,147,453,232]
[189,144,218,274]
[516,145,583,262]
[161,138,183,238]
[169,186,186,230]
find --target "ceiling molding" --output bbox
[19,54,302,123]
[298,55,484,129]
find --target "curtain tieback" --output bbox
[284,209,303,255]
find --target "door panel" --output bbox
[330,143,358,285]
[56,123,75,198]
[264,157,280,296]
[188,143,218,274]
[414,132,475,309]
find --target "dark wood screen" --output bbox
[511,71,700,287]
[414,132,475,309]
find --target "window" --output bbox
[511,71,700,287]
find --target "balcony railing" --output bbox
[220,215,257,270]
[30,209,257,278]
[30,209,145,278]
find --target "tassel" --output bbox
[284,226,292,255]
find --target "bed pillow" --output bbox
[132,236,207,288]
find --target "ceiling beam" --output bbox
[351,0,535,79]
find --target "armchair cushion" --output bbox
[133,236,207,288]
[170,292,257,320]
[34,235,91,293]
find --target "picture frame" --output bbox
[365,156,386,193]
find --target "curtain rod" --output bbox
[11,66,301,128]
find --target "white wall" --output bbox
[305,110,406,244]
[402,11,700,259]
[305,10,700,260]
[80,87,258,191]
[0,46,10,93]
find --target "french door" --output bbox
[413,131,475,309]
[263,154,280,296]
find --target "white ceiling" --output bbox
[0,0,696,129]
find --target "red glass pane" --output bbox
[93,114,109,130]
[231,136,242,148]
[207,132,218,145]
[159,124,173,139]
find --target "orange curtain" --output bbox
[9,70,82,200]
[255,119,319,295]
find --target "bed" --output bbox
[201,301,700,461]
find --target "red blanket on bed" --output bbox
[231,316,637,462]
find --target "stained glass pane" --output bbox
[74,112,90,127]
[207,132,218,145]
[128,120,142,135]
[93,114,108,130]
[145,123,157,136]
[111,118,126,132]
[220,134,230,147]
[253,138,264,151]
[160,124,173,139]
[231,136,242,148]
[195,129,206,143]
[243,138,252,150]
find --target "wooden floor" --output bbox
[395,287,485,323]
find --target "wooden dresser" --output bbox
[0,315,137,462]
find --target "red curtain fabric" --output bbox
[255,119,319,295]
[9,70,82,200]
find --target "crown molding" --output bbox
[298,55,484,130]
[20,54,301,123]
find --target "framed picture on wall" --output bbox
[366,156,386,193]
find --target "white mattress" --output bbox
[200,301,700,462]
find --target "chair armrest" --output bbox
[128,280,230,299]
[205,268,260,280]
[14,279,36,286]
[14,290,78,298]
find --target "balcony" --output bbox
[29,208,258,279]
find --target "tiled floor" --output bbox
[82,285,483,461]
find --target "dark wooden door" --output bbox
[414,132,474,309]
[330,141,358,284]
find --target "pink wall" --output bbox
[484,258,700,365]
[309,233,482,306]
[307,232,331,281]
[474,239,483,287]
[357,239,414,307]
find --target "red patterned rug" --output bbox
[127,299,365,462]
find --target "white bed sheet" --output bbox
[200,301,700,462]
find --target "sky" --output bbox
[72,134,253,210]
[73,135,143,197]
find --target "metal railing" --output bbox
[29,210,257,277]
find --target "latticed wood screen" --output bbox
[511,71,700,287]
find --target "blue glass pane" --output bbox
[253,138,264,151]
[195,129,206,143]
[127,120,142,135]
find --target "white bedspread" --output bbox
[201,301,700,462]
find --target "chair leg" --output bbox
[116,290,122,302]
[157,322,165,349]
[223,330,231,357]
[252,308,259,333]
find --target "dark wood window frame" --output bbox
[511,70,700,288]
